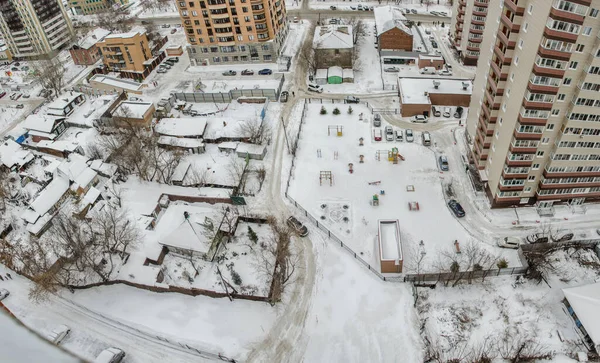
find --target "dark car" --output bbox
[447,199,465,218]
[241,69,254,76]
[345,96,360,104]
[0,92,6,99]
[222,70,237,76]
[454,106,464,118]
[526,233,549,244]
[280,91,289,103]
[258,69,272,75]
[287,216,308,237]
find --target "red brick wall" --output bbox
[69,46,100,66]
[379,28,413,51]
[418,58,445,70]
[429,93,471,107]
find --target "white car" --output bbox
[411,115,428,123]
[405,129,414,142]
[384,66,400,72]
[438,70,453,76]
[95,347,125,363]
[551,229,574,242]
[307,83,323,93]
[0,288,9,301]
[497,237,520,249]
[47,325,70,344]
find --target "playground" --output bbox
[287,102,516,273]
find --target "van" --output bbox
[374,129,382,141]
[95,348,125,363]
[419,67,436,75]
[443,107,451,118]
[439,155,449,171]
[432,106,441,117]
[385,126,394,141]
[307,83,323,93]
[454,106,464,118]
[422,131,431,146]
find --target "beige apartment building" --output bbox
[97,31,154,80]
[0,0,74,59]
[467,0,600,209]
[177,0,288,65]
[69,0,129,15]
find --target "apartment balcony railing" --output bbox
[537,45,572,61]
[543,26,579,42]
[501,13,521,32]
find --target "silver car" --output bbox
[406,129,414,142]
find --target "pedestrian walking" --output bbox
[0,275,4,281]
[6,273,11,280]
[292,91,295,97]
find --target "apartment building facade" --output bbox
[97,31,154,80]
[69,0,129,15]
[177,0,288,65]
[0,0,74,59]
[468,0,600,208]
[451,0,494,65]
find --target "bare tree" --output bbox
[187,167,211,187]
[96,10,134,32]
[239,118,271,145]
[298,37,320,75]
[347,18,367,45]
[92,206,141,259]
[32,59,66,98]
[255,165,266,192]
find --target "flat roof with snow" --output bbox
[104,30,145,39]
[89,75,144,92]
[155,117,207,137]
[374,6,411,36]
[378,220,402,261]
[236,142,266,155]
[46,92,83,111]
[563,282,600,348]
[0,139,34,169]
[113,101,154,119]
[23,114,65,133]
[29,176,69,217]
[398,78,473,104]
[157,136,205,148]
[77,28,111,49]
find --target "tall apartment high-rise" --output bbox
[450,0,496,65]
[0,0,74,59]
[466,0,600,209]
[177,0,288,65]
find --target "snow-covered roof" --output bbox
[47,92,83,111]
[204,118,252,141]
[155,117,207,137]
[378,220,402,261]
[563,282,600,347]
[218,141,239,150]
[37,140,80,153]
[89,160,118,177]
[81,186,101,206]
[328,66,343,77]
[313,25,353,49]
[236,142,266,155]
[57,154,97,190]
[77,28,111,49]
[89,75,144,92]
[23,114,65,133]
[342,69,354,78]
[374,5,412,36]
[419,54,444,61]
[68,94,117,127]
[113,101,154,119]
[157,136,205,148]
[315,69,328,79]
[104,29,145,39]
[0,139,34,169]
[398,78,473,104]
[171,161,190,182]
[29,176,69,216]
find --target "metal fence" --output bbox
[284,99,530,284]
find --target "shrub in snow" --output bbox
[417,21,421,26]
[333,107,340,115]
[348,106,353,114]
[441,22,445,28]
[473,263,483,271]
[497,258,508,269]
[450,261,460,273]
[231,270,243,285]
[248,226,258,244]
[320,106,327,115]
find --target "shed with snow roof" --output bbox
[313,25,354,69]
[378,219,403,273]
[342,68,354,83]
[236,142,267,160]
[314,69,328,86]
[327,66,343,84]
[374,6,414,52]
[563,282,600,352]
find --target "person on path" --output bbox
[292,91,295,97]
[6,273,11,280]
[0,275,4,281]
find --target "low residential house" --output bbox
[0,139,34,172]
[22,176,70,236]
[56,154,99,196]
[88,160,118,178]
[69,28,111,66]
[111,100,155,127]
[36,140,85,159]
[170,161,191,186]
[236,142,267,160]
[313,25,353,69]
[563,283,600,352]
[23,115,67,142]
[374,6,413,51]
[418,55,445,71]
[46,92,86,117]
[155,117,207,154]
[89,74,145,95]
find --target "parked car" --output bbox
[410,9,417,14]
[330,5,337,10]
[0,288,9,301]
[497,237,521,249]
[16,104,24,109]
[395,129,403,141]
[22,93,30,98]
[345,96,360,103]
[454,106,464,118]
[373,113,381,127]
[438,70,452,76]
[169,57,179,62]
[526,233,548,244]
[329,18,340,24]
[411,114,428,123]
[357,4,364,10]
[222,70,237,76]
[369,6,374,10]
[293,16,299,23]
[446,64,453,71]
[159,64,171,70]
[439,155,449,171]
[307,83,323,93]
[94,347,125,363]
[551,229,574,242]
[164,59,176,66]
[0,92,6,99]
[258,68,272,75]
[443,107,451,118]
[47,325,70,345]
[384,66,400,72]
[241,69,254,75]
[280,91,289,102]
[431,41,438,49]
[405,129,414,142]
[385,126,394,141]
[432,106,441,117]
[170,28,177,34]
[425,29,432,35]
[447,199,465,218]
[350,6,357,10]
[374,128,382,141]
[420,67,437,75]
[141,20,150,25]
[422,131,431,146]
[287,216,308,237]
[157,68,167,74]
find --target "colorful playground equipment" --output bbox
[359,137,364,146]
[372,194,379,206]
[328,125,344,137]
[359,155,364,163]
[348,163,354,174]
[319,171,333,186]
[376,149,405,163]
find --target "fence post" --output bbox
[497,269,501,276]
[328,231,330,237]
[316,221,319,227]
[511,267,515,274]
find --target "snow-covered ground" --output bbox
[419,247,600,361]
[287,102,521,273]
[309,0,452,14]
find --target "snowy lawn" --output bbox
[287,102,519,273]
[309,1,452,14]
[418,247,600,361]
[69,283,276,359]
